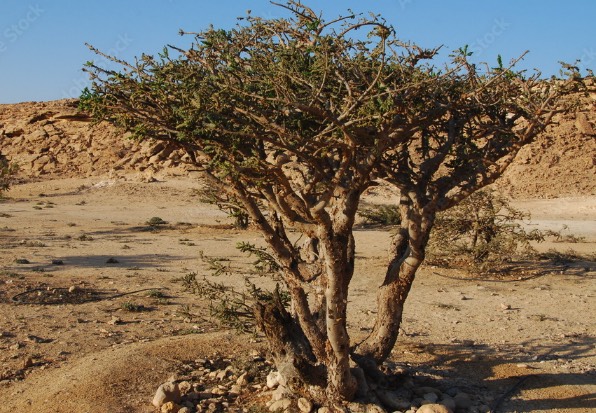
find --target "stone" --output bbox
[424,392,439,403]
[229,384,242,396]
[153,382,182,408]
[266,371,281,388]
[365,404,386,413]
[236,371,249,386]
[440,396,456,412]
[269,398,292,412]
[178,408,191,413]
[416,404,452,413]
[108,316,122,325]
[22,357,34,369]
[576,112,595,135]
[178,381,192,394]
[317,408,332,413]
[453,392,472,410]
[376,390,411,410]
[414,387,442,398]
[160,401,181,413]
[297,397,313,413]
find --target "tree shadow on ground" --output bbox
[396,335,595,412]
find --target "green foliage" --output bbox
[196,187,250,229]
[0,153,19,196]
[427,190,544,267]
[237,241,281,275]
[78,87,103,113]
[362,190,548,268]
[181,271,289,334]
[120,301,149,312]
[146,216,168,226]
[359,203,401,226]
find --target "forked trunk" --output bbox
[356,197,435,363]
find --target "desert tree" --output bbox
[0,152,19,196]
[82,1,582,405]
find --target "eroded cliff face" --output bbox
[0,99,188,182]
[1,82,595,197]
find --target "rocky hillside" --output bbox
[0,99,188,182]
[1,85,595,198]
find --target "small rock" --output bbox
[424,392,439,403]
[9,342,22,350]
[453,392,472,410]
[68,285,77,293]
[576,112,595,135]
[297,397,313,413]
[108,316,122,325]
[417,404,452,413]
[271,385,286,401]
[236,372,249,386]
[160,401,181,413]
[105,257,119,264]
[366,404,386,413]
[152,382,182,408]
[440,396,456,412]
[414,387,442,398]
[376,390,410,410]
[500,303,511,310]
[52,259,64,265]
[178,381,192,394]
[269,398,292,412]
[178,408,191,413]
[317,408,331,413]
[229,384,242,396]
[516,363,529,368]
[22,357,34,369]
[266,371,281,389]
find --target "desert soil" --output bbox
[0,91,595,412]
[0,174,594,413]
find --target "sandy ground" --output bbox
[0,175,594,413]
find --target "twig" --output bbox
[490,374,537,413]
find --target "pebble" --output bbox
[453,392,472,410]
[269,398,292,412]
[266,371,281,389]
[440,396,456,412]
[236,372,249,386]
[108,316,122,325]
[160,401,181,413]
[152,382,181,408]
[297,397,313,412]
[22,357,34,369]
[417,404,452,413]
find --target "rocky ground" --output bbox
[0,88,595,412]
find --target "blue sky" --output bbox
[1,1,594,103]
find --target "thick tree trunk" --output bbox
[254,292,327,392]
[356,197,435,363]
[320,230,358,401]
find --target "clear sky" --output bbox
[1,0,594,104]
